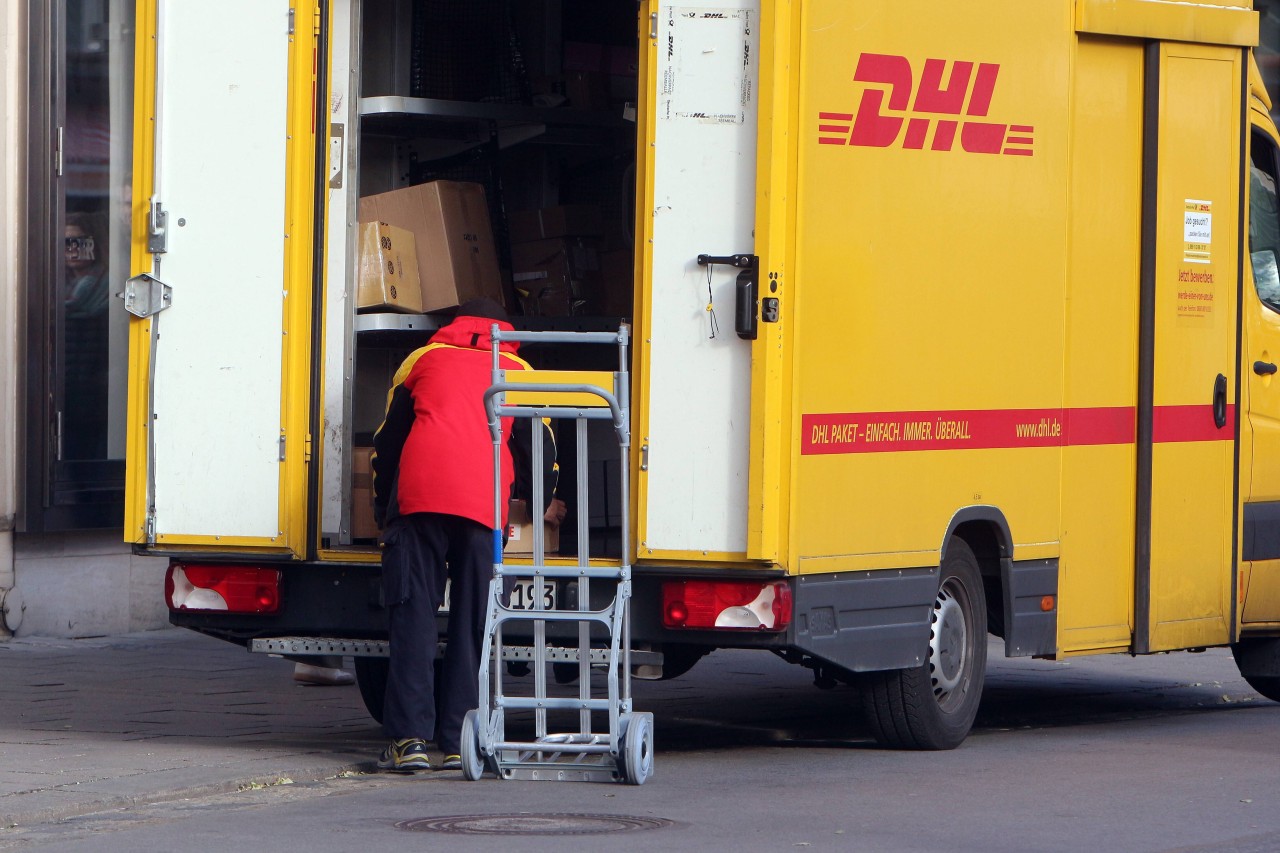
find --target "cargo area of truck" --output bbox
[320,0,642,561]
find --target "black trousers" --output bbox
[381,512,492,755]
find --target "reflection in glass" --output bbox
[59,0,133,462]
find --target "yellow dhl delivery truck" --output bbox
[124,0,1280,749]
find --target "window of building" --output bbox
[23,0,134,531]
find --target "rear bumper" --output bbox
[168,558,941,675]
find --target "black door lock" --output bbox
[697,253,761,340]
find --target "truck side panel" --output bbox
[790,1,1071,572]
[1057,36,1142,654]
[1143,43,1241,652]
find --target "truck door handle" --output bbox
[1213,373,1228,429]
[1254,360,1278,376]
[697,253,759,340]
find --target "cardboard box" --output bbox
[505,499,559,554]
[356,222,423,313]
[508,205,603,242]
[350,447,379,540]
[358,181,504,313]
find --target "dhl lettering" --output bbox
[817,53,1034,157]
[811,422,860,445]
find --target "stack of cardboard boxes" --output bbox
[356,180,505,314]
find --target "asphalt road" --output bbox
[3,641,1278,853]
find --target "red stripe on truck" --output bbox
[801,405,1232,455]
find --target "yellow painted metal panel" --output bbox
[152,534,293,551]
[746,0,797,564]
[500,370,618,407]
[1011,543,1061,562]
[278,1,320,557]
[1241,110,1280,624]
[125,0,159,545]
[790,0,1069,568]
[1058,37,1142,654]
[633,0,658,564]
[1145,43,1239,652]
[1242,560,1280,622]
[799,552,940,574]
[1076,0,1258,48]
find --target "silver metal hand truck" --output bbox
[460,324,653,784]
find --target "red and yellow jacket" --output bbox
[371,314,555,531]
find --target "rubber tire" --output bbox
[353,657,388,726]
[860,539,987,750]
[619,712,654,785]
[1231,639,1280,701]
[460,709,485,781]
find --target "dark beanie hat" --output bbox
[455,297,509,323]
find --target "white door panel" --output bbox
[643,3,758,554]
[149,0,291,540]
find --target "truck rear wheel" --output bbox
[1231,639,1280,701]
[860,539,987,750]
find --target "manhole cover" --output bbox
[396,813,673,836]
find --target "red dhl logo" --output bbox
[819,53,1034,157]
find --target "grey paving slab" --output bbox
[0,629,382,828]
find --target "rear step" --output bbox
[248,636,662,668]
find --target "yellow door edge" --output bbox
[124,0,159,545]
[278,0,321,558]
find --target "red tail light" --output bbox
[166,564,281,614]
[661,580,792,631]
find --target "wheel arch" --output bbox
[940,505,1058,658]
[941,506,1010,639]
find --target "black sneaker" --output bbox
[377,738,431,773]
[438,753,462,771]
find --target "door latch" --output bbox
[148,196,168,254]
[697,253,760,340]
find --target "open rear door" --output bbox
[125,0,312,553]
[635,1,763,561]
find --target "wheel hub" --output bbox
[929,583,968,700]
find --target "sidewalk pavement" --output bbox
[0,629,384,828]
[0,626,1270,830]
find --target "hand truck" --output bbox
[460,324,653,784]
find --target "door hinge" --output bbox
[54,410,63,461]
[122,273,173,318]
[54,126,64,177]
[287,8,295,34]
[329,123,345,188]
[304,433,313,462]
[145,511,157,544]
[279,434,287,462]
[640,443,649,471]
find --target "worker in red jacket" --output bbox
[371,297,561,772]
